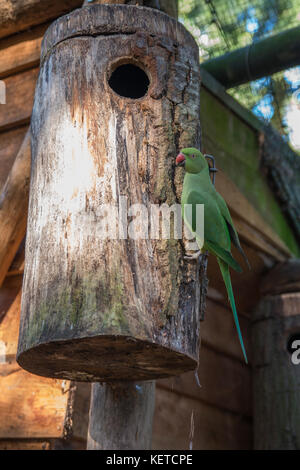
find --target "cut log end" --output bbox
[17,335,197,382]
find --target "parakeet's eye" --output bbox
[191,154,195,159]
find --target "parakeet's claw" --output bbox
[204,154,218,185]
[184,250,202,260]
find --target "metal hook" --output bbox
[204,154,218,185]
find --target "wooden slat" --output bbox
[0,440,50,450]
[0,68,38,131]
[158,345,251,417]
[0,131,30,287]
[216,171,291,260]
[152,387,252,450]
[206,236,274,314]
[0,275,23,323]
[0,0,82,40]
[6,238,25,277]
[0,371,69,439]
[0,287,70,439]
[0,25,47,79]
[202,298,251,362]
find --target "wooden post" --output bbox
[252,259,300,449]
[87,381,155,449]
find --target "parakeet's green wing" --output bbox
[181,171,247,363]
[184,189,242,273]
[213,191,250,269]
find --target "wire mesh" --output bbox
[179,0,300,150]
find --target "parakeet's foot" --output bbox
[184,250,202,260]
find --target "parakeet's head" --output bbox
[175,148,208,174]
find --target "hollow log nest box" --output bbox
[17,4,202,382]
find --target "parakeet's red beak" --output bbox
[176,153,185,166]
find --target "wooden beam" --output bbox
[0,68,38,131]
[0,24,47,79]
[201,26,300,89]
[0,441,50,450]
[0,130,30,287]
[0,280,91,442]
[261,259,300,296]
[0,126,27,192]
[0,289,70,439]
[0,0,82,40]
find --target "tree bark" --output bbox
[202,26,300,89]
[87,381,155,449]
[252,259,300,449]
[17,4,203,383]
[82,0,178,19]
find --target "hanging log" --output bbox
[17,4,202,382]
[252,259,300,449]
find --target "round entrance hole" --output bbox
[108,63,150,99]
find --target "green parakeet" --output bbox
[176,147,249,363]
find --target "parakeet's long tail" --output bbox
[217,258,248,364]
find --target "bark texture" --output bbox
[82,0,178,18]
[87,381,155,449]
[17,5,202,382]
[252,260,300,449]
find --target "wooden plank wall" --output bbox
[0,9,296,450]
[0,274,91,449]
[153,295,252,450]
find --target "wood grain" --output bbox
[0,126,28,192]
[152,387,252,449]
[0,287,70,439]
[261,259,300,296]
[158,344,252,417]
[252,292,300,449]
[0,440,50,450]
[202,298,251,362]
[87,381,155,449]
[0,0,82,40]
[0,131,30,287]
[0,68,38,131]
[0,25,47,79]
